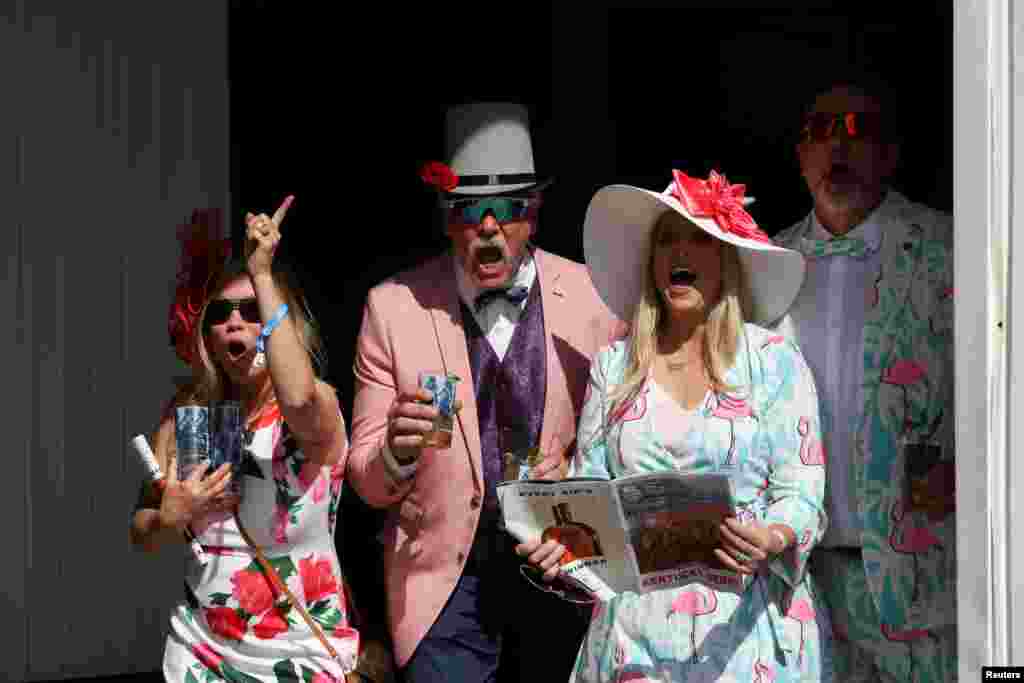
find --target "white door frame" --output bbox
[954,0,1021,674]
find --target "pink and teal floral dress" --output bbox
[163,404,359,682]
[569,325,833,682]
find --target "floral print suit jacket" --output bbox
[774,191,956,633]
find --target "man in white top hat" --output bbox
[347,102,621,682]
[774,79,956,682]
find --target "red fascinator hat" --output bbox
[168,208,231,366]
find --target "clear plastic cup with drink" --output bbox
[210,400,244,499]
[175,404,210,480]
[418,371,460,449]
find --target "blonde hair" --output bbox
[606,213,748,424]
[178,260,326,408]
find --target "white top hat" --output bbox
[584,170,805,326]
[435,102,552,196]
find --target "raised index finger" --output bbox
[271,194,294,227]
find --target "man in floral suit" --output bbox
[773,80,956,682]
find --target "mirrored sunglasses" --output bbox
[801,111,884,142]
[441,196,539,225]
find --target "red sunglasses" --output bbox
[801,112,884,142]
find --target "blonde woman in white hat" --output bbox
[519,170,833,682]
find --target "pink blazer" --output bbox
[346,248,620,667]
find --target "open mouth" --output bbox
[670,268,697,287]
[476,244,504,265]
[227,341,248,361]
[827,163,856,183]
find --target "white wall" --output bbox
[955,0,1024,674]
[1,2,229,679]
[1008,0,1024,665]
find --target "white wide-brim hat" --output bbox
[440,102,552,196]
[584,173,805,327]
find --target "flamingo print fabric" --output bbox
[569,324,832,682]
[774,190,957,681]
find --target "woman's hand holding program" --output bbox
[715,517,792,575]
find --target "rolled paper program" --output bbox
[130,433,209,566]
[131,434,163,482]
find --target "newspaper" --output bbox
[497,472,743,601]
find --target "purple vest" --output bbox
[460,280,547,524]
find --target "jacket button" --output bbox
[470,495,481,509]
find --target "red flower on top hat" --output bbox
[168,208,231,365]
[419,161,459,192]
[670,170,771,243]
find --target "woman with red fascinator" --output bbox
[130,201,366,681]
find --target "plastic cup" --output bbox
[175,404,210,481]
[210,400,244,498]
[418,371,459,449]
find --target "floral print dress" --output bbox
[569,324,833,683]
[163,404,359,682]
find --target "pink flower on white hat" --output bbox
[670,170,771,244]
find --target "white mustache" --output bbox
[472,242,508,262]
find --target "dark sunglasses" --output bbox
[204,297,261,328]
[801,111,884,142]
[441,196,539,225]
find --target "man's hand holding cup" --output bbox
[387,389,438,465]
[386,383,463,465]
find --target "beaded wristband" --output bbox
[253,303,289,368]
[256,303,290,355]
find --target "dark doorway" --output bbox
[227,0,953,668]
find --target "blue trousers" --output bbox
[401,574,501,683]
[401,535,588,683]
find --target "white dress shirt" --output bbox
[787,210,883,548]
[381,250,538,480]
[453,249,537,361]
